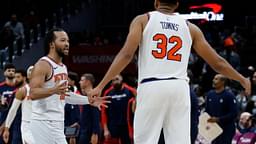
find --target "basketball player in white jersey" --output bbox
[3,66,34,144]
[29,28,109,144]
[88,0,251,143]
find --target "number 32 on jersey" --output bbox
[151,34,182,61]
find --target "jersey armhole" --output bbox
[39,59,54,82]
[142,12,151,35]
[146,12,150,21]
[186,20,193,46]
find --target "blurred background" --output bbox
[0,0,256,144]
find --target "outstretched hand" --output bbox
[241,78,251,96]
[88,87,102,101]
[89,96,111,110]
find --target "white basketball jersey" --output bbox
[31,56,68,121]
[21,84,32,121]
[138,11,192,83]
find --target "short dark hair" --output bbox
[15,69,27,77]
[159,0,179,5]
[68,71,79,82]
[82,73,95,85]
[219,75,229,86]
[44,28,65,55]
[4,63,15,71]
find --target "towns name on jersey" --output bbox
[160,21,179,31]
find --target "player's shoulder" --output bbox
[103,86,114,95]
[186,21,203,37]
[123,83,137,96]
[37,56,50,64]
[132,12,150,24]
[123,83,136,90]
[130,12,152,31]
[0,81,15,88]
[224,89,236,97]
[34,57,52,69]
[0,81,6,87]
[206,90,215,96]
[135,12,149,19]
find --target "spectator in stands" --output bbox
[220,36,240,71]
[206,74,238,144]
[195,85,206,112]
[101,74,136,144]
[248,66,255,76]
[23,10,40,47]
[251,71,256,95]
[245,71,256,115]
[245,99,256,115]
[4,14,25,56]
[0,26,15,65]
[65,71,80,144]
[201,63,217,94]
[23,10,39,31]
[237,112,256,134]
[93,35,103,46]
[79,73,100,144]
[236,90,249,113]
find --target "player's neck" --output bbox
[5,78,15,86]
[47,53,62,64]
[157,5,175,14]
[215,87,225,93]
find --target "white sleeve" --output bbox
[65,92,90,105]
[5,98,22,128]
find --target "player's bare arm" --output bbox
[65,92,110,110]
[4,87,25,130]
[89,14,147,98]
[188,22,251,95]
[2,87,26,143]
[30,60,67,100]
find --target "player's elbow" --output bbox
[30,93,36,100]
[30,89,38,100]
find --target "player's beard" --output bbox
[113,83,122,91]
[15,81,24,88]
[56,47,65,58]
